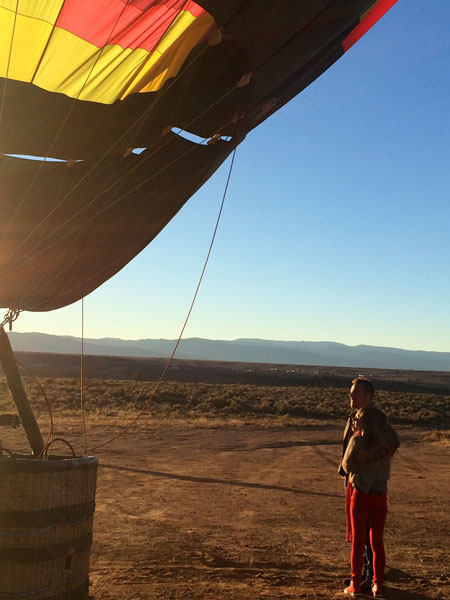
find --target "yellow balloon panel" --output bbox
[0,3,213,103]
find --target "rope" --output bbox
[6,80,246,305]
[1,73,243,285]
[13,357,54,460]
[1,308,21,330]
[0,0,18,132]
[18,163,123,311]
[0,3,216,256]
[14,354,80,459]
[11,163,72,310]
[44,437,76,458]
[17,110,243,310]
[18,128,222,309]
[86,145,238,454]
[2,0,325,281]
[80,297,88,455]
[0,0,131,244]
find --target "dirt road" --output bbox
[79,424,449,599]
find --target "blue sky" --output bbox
[13,1,450,352]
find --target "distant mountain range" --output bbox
[8,332,450,372]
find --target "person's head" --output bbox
[349,375,374,410]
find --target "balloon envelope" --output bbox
[0,0,398,311]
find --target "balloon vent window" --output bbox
[5,154,83,164]
[171,128,231,145]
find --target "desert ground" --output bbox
[3,414,450,600]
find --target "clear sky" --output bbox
[12,1,450,352]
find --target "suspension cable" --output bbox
[1,76,243,284]
[0,0,131,243]
[16,109,243,309]
[0,0,18,132]
[80,297,88,455]
[86,146,237,454]
[0,4,217,255]
[19,128,234,309]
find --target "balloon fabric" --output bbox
[0,0,398,311]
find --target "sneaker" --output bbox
[343,583,364,598]
[372,584,385,598]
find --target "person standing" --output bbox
[341,404,399,598]
[339,376,375,593]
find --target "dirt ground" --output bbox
[3,420,450,599]
[88,422,450,599]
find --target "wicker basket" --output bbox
[0,455,98,600]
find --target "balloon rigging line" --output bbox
[0,0,18,134]
[3,79,244,287]
[80,297,88,455]
[13,164,73,308]
[0,0,131,244]
[2,10,235,277]
[0,0,183,249]
[29,1,67,86]
[3,0,358,288]
[2,0,286,307]
[19,165,127,308]
[18,132,212,309]
[85,146,237,454]
[20,114,241,310]
[22,122,234,311]
[2,70,240,279]
[0,3,214,254]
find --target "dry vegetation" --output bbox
[421,429,450,445]
[1,376,449,428]
[2,371,450,600]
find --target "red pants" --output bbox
[348,484,387,589]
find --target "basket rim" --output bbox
[0,455,98,473]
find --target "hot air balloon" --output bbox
[0,2,399,599]
[0,0,398,313]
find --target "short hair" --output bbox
[352,375,374,398]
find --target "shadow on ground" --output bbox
[385,568,440,600]
[218,439,342,451]
[386,586,436,600]
[100,462,341,498]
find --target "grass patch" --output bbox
[1,376,449,427]
[422,429,450,445]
